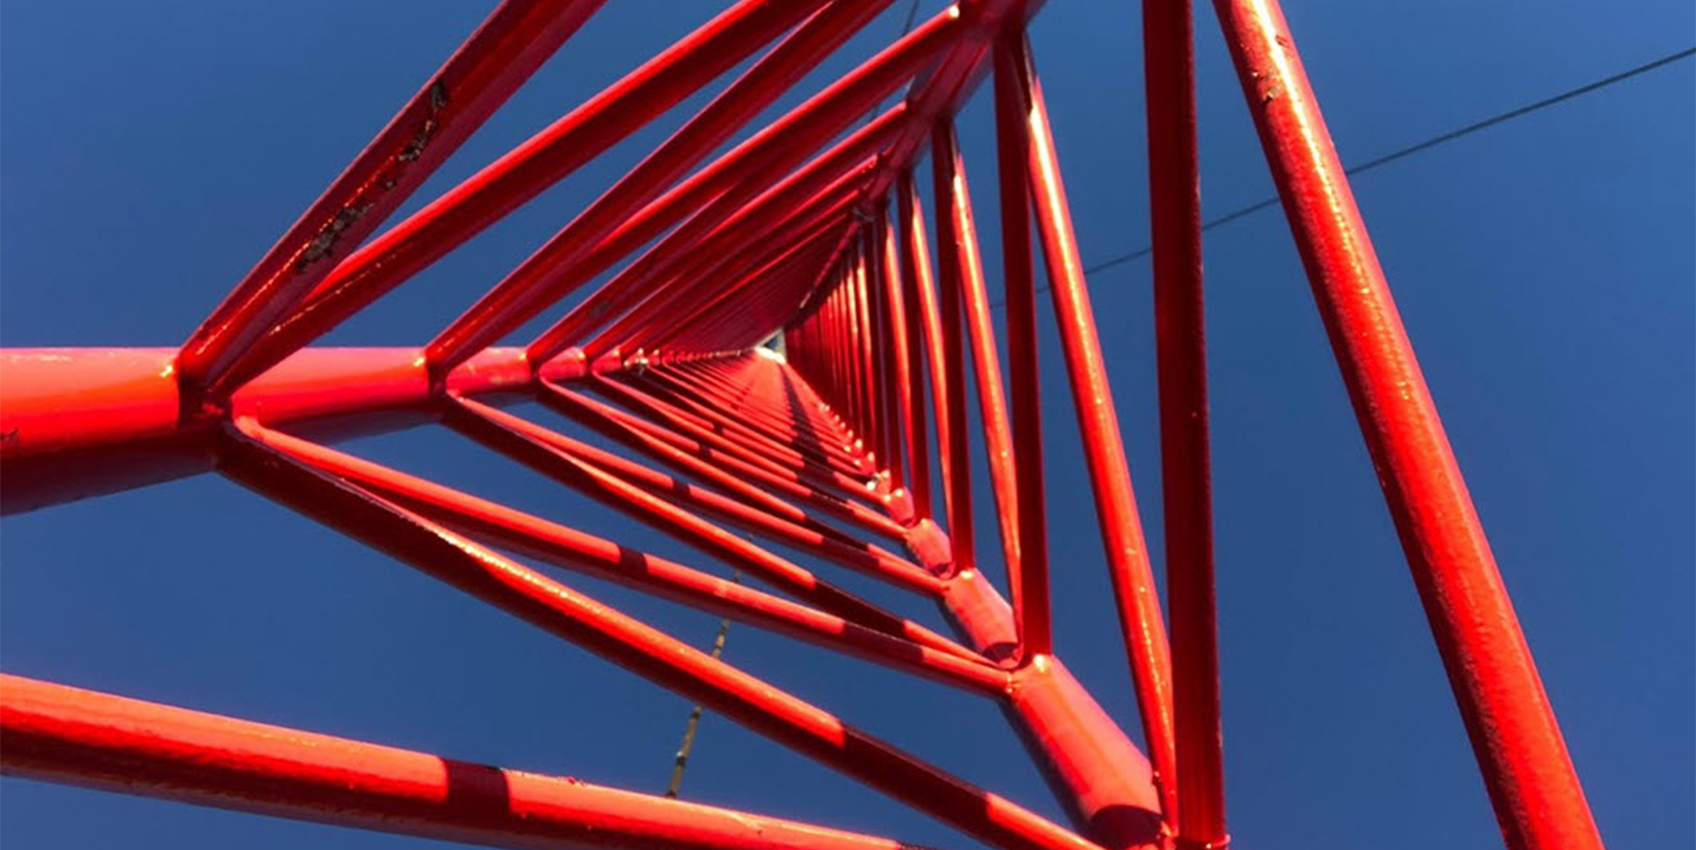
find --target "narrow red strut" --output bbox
[0,2,1605,849]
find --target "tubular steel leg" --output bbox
[1143,0,1226,845]
[1001,30,1180,823]
[992,33,1055,663]
[1210,2,1602,847]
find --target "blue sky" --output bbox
[3,2,1692,848]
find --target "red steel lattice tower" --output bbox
[0,2,1605,849]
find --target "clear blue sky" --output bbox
[3,2,1691,848]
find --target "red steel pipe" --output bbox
[215,426,1106,850]
[532,108,908,362]
[176,0,607,398]
[1144,0,1224,843]
[898,170,971,571]
[247,424,1003,694]
[874,206,931,519]
[210,0,830,394]
[932,118,1031,650]
[426,0,901,373]
[1211,2,1602,847]
[785,364,1163,850]
[992,37,1053,661]
[0,673,943,850]
[1002,32,1179,822]
[449,396,947,600]
[538,381,907,540]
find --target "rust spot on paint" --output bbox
[294,80,450,272]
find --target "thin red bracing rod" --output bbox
[209,0,831,395]
[457,388,933,594]
[443,396,952,608]
[878,203,934,520]
[633,367,861,474]
[898,170,972,572]
[525,0,963,366]
[780,359,1163,849]
[538,381,907,541]
[569,0,1004,364]
[590,374,885,507]
[246,424,1002,692]
[859,235,900,481]
[576,162,877,363]
[216,425,1105,850]
[933,118,1034,652]
[1002,31,1180,822]
[533,6,965,363]
[650,361,863,466]
[863,230,905,489]
[872,207,927,509]
[1144,0,1224,844]
[627,366,850,476]
[425,0,901,374]
[921,149,983,589]
[541,369,888,549]
[0,674,947,850]
[1211,2,1602,846]
[535,107,907,362]
[175,0,607,398]
[628,360,845,462]
[832,0,1052,241]
[594,365,852,487]
[618,256,874,465]
[991,36,1054,661]
[605,176,877,360]
[454,394,947,604]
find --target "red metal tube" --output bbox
[449,396,947,600]
[215,426,1106,850]
[425,0,901,373]
[785,363,1163,850]
[538,381,907,540]
[531,108,907,363]
[606,182,873,367]
[0,673,944,850]
[898,170,971,571]
[875,206,932,519]
[932,118,1030,649]
[1002,32,1179,822]
[1210,2,1602,847]
[246,424,1003,693]
[1143,0,1223,843]
[175,0,607,398]
[441,397,953,629]
[210,0,830,395]
[992,37,1053,661]
[0,347,530,515]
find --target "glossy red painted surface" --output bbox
[1143,0,1225,844]
[1211,1,1602,847]
[177,0,607,398]
[0,674,942,850]
[0,1,1603,847]
[1000,32,1181,824]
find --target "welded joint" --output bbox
[536,347,590,382]
[905,518,953,576]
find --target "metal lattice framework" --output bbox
[0,2,1604,849]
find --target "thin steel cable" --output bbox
[663,569,739,799]
[989,46,1695,305]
